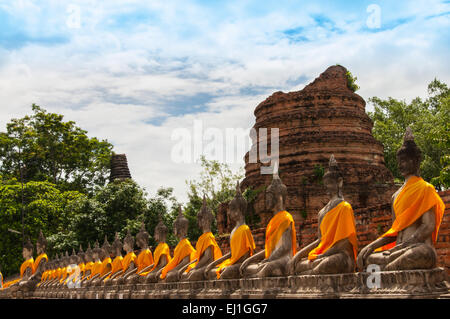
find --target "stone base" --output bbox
[4,268,449,299]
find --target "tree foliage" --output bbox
[368,79,449,189]
[0,104,113,195]
[0,178,83,277]
[184,156,244,240]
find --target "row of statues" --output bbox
[0,128,445,296]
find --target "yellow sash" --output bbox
[376,176,445,251]
[187,232,222,272]
[216,224,255,278]
[122,252,137,271]
[99,257,112,277]
[32,253,48,274]
[308,201,358,260]
[84,261,94,280]
[104,256,123,281]
[89,261,102,280]
[265,211,296,258]
[136,249,154,273]
[160,238,195,279]
[139,243,171,276]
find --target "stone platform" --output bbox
[4,268,447,299]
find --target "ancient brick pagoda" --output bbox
[241,65,396,226]
[109,153,132,182]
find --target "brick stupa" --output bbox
[241,65,396,226]
[109,153,132,182]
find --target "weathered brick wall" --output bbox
[217,190,450,274]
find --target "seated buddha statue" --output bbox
[205,181,256,280]
[18,230,49,292]
[79,244,95,285]
[240,163,297,278]
[3,238,35,292]
[124,223,154,283]
[288,155,358,275]
[357,127,445,271]
[180,196,222,281]
[109,230,137,285]
[139,216,171,283]
[160,207,196,282]
[91,236,113,286]
[103,233,124,284]
[81,241,103,286]
[74,245,86,285]
[55,251,70,287]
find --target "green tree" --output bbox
[0,178,83,277]
[184,156,244,240]
[0,104,113,195]
[368,79,449,189]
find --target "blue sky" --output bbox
[0,0,449,202]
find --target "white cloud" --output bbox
[0,0,449,203]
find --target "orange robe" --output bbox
[216,224,256,279]
[89,261,103,280]
[32,253,48,274]
[160,238,196,279]
[136,248,154,273]
[3,258,35,288]
[99,257,112,277]
[139,243,171,276]
[104,256,123,281]
[187,232,222,272]
[77,263,86,282]
[265,211,296,258]
[83,261,94,280]
[59,267,68,284]
[308,201,358,260]
[376,176,445,251]
[121,251,137,273]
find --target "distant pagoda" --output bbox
[241,65,396,226]
[109,153,132,182]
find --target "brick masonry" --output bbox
[216,190,450,275]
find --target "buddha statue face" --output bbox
[136,223,149,249]
[123,229,135,253]
[397,154,420,177]
[228,181,247,224]
[36,230,47,255]
[197,196,213,233]
[22,247,32,260]
[323,175,343,197]
[396,127,422,178]
[174,207,189,240]
[154,221,168,243]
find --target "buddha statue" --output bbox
[357,127,445,271]
[110,229,137,285]
[103,233,124,284]
[91,236,113,286]
[80,244,95,285]
[139,216,171,283]
[205,181,256,280]
[62,248,79,286]
[240,163,297,278]
[56,251,70,287]
[124,223,154,283]
[288,155,358,275]
[3,238,34,292]
[75,245,86,285]
[160,206,196,282]
[17,230,49,292]
[81,241,103,286]
[41,254,59,288]
[181,196,222,281]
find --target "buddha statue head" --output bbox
[112,232,123,257]
[323,154,344,197]
[69,248,78,265]
[136,222,149,249]
[154,215,168,243]
[23,237,33,260]
[174,206,189,240]
[77,245,85,264]
[123,229,135,253]
[228,181,247,224]
[101,235,112,259]
[84,243,93,263]
[197,195,214,233]
[63,251,70,267]
[92,241,102,261]
[36,229,47,255]
[397,127,422,178]
[265,161,287,213]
